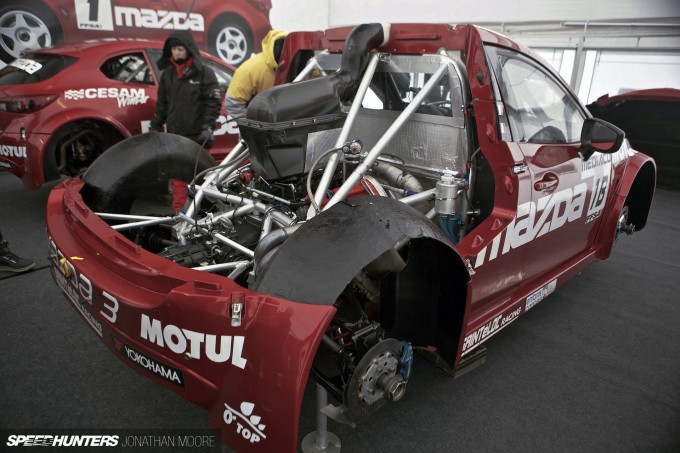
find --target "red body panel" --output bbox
[47,178,335,452]
[46,23,656,452]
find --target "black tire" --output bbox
[208,15,253,66]
[0,1,63,64]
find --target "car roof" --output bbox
[276,23,558,89]
[33,38,165,56]
[591,88,680,106]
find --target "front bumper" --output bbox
[47,178,335,452]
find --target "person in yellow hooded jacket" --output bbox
[224,29,287,122]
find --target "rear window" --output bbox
[0,54,78,85]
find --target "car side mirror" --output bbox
[580,117,625,161]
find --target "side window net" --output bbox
[100,53,153,85]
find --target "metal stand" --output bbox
[301,384,341,452]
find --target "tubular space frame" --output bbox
[97,53,464,242]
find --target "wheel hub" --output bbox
[215,26,248,65]
[343,338,407,417]
[357,351,399,404]
[17,28,31,43]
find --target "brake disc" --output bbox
[343,338,404,418]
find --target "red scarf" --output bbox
[171,56,194,78]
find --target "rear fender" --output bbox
[253,195,469,366]
[34,107,131,139]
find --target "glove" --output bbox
[196,126,214,148]
[148,124,163,133]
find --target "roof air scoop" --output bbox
[336,23,390,101]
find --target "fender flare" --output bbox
[36,107,132,138]
[80,132,216,213]
[253,195,469,365]
[596,149,656,260]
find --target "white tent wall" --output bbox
[271,0,680,28]
[326,0,679,25]
[271,0,680,102]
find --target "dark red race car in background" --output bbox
[587,88,680,189]
[0,0,272,67]
[0,39,240,188]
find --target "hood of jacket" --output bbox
[157,30,203,70]
[261,29,287,70]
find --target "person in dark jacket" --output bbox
[150,30,222,148]
[149,31,222,211]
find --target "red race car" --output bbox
[47,23,656,452]
[0,0,272,67]
[0,39,241,188]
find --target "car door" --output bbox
[485,46,609,282]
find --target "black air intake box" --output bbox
[246,75,342,123]
[238,74,345,180]
[238,113,345,180]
